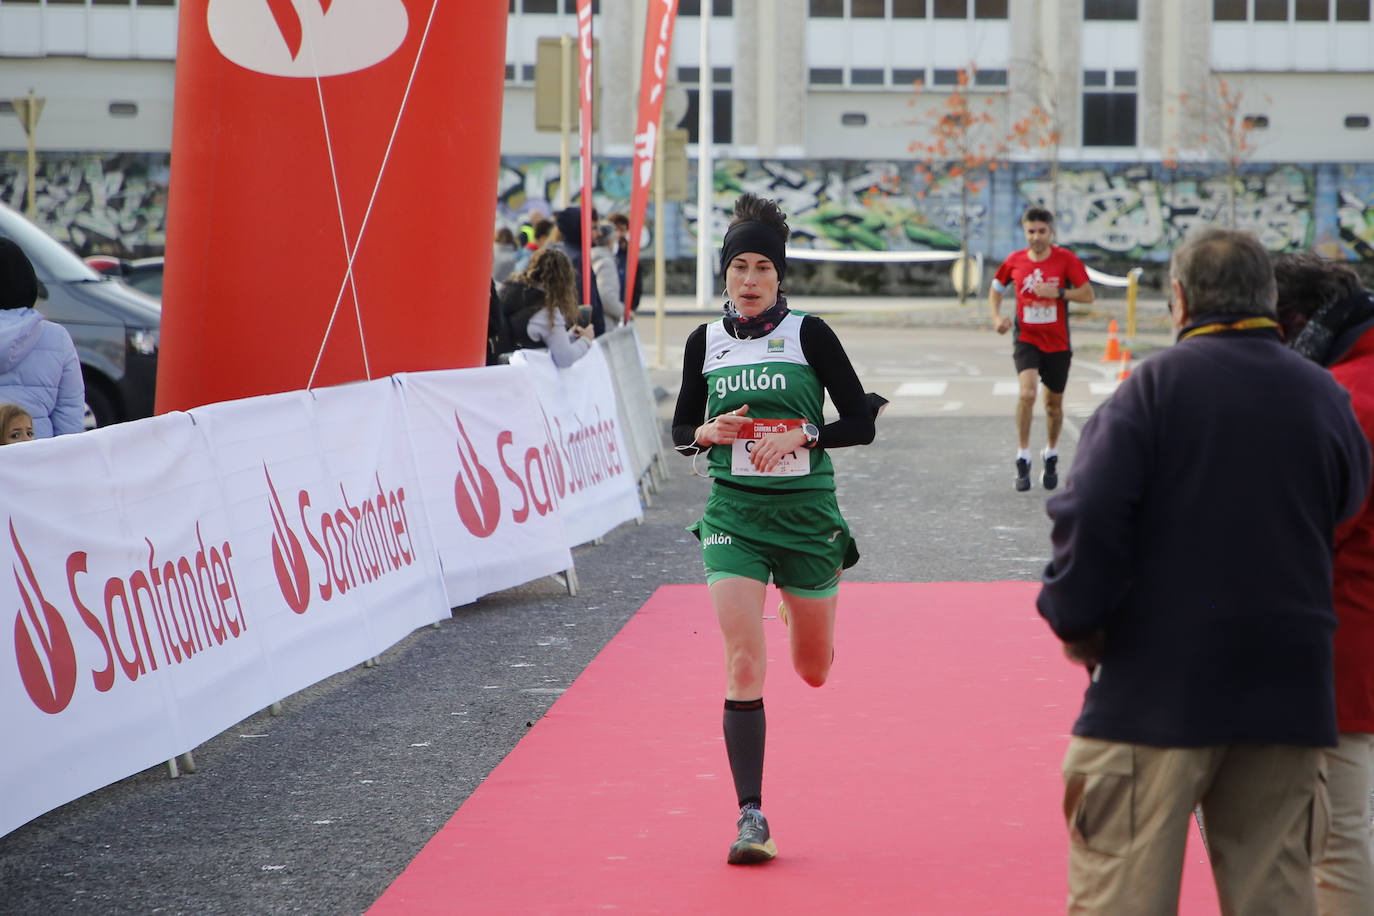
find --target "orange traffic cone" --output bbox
[1102,319,1121,362]
[1117,349,1132,381]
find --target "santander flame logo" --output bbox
[454,412,501,539]
[10,520,78,715]
[266,467,311,615]
[208,0,409,78]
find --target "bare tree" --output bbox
[1166,75,1270,229]
[909,65,1011,304]
[1009,57,1065,216]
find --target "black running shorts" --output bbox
[1013,341,1072,394]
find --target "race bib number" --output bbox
[730,418,808,477]
[1023,304,1057,324]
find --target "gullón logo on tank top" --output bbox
[712,368,788,399]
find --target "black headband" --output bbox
[720,220,787,283]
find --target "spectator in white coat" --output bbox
[0,238,84,437]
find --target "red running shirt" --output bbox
[993,246,1090,353]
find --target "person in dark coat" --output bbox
[550,206,607,336]
[1273,252,1374,914]
[1037,228,1371,915]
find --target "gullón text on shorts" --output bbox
[713,368,787,399]
[703,533,733,547]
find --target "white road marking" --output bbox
[895,380,949,397]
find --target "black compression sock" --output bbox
[723,697,765,809]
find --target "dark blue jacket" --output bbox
[1038,316,1372,748]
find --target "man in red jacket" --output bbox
[989,207,1093,492]
[1275,252,1374,915]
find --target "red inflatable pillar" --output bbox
[156,1,506,414]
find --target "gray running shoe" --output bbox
[727,806,778,865]
[1015,457,1032,492]
[1041,453,1059,490]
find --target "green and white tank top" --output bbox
[701,311,835,491]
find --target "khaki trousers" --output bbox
[1061,737,1328,916]
[1315,733,1374,916]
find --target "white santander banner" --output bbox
[0,382,452,838]
[507,347,642,547]
[396,366,572,607]
[188,380,452,698]
[1,351,649,838]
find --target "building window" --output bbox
[677,0,731,13]
[841,112,869,126]
[678,88,733,144]
[802,0,1000,17]
[505,63,515,81]
[1242,114,1270,128]
[1295,0,1330,17]
[1213,0,1247,19]
[1344,115,1371,128]
[810,68,844,85]
[932,68,962,85]
[521,0,558,12]
[852,68,885,85]
[1083,93,1136,145]
[109,102,139,117]
[974,69,1007,86]
[521,64,536,81]
[560,0,600,11]
[1084,0,1137,18]
[893,67,925,86]
[1254,0,1288,20]
[713,67,733,84]
[1082,69,1136,146]
[1336,0,1371,20]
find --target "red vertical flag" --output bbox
[576,0,596,314]
[625,0,680,316]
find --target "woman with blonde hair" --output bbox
[497,245,594,367]
[0,402,34,444]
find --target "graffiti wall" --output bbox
[1334,163,1374,260]
[1,152,170,257]
[6,150,1374,265]
[497,156,1373,265]
[1015,163,1315,259]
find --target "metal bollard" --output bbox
[1126,267,1142,339]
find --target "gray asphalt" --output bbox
[0,299,1152,915]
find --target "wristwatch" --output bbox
[801,422,820,449]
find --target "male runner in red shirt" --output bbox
[989,206,1093,492]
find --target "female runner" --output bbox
[672,192,876,865]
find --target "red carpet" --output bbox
[370,583,1220,914]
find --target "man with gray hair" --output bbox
[1036,228,1372,914]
